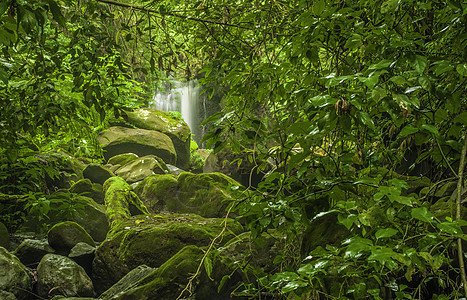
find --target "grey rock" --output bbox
[68,242,96,277]
[99,265,154,300]
[115,155,168,184]
[70,179,105,204]
[13,239,55,266]
[83,164,115,185]
[0,247,32,300]
[107,153,139,166]
[37,254,95,298]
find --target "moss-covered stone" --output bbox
[47,221,95,254]
[13,239,55,266]
[99,265,155,300]
[115,155,168,184]
[92,213,243,293]
[103,177,149,227]
[110,245,204,300]
[37,254,95,298]
[125,108,191,170]
[70,179,105,204]
[98,126,177,165]
[0,246,32,300]
[133,172,241,217]
[83,164,114,185]
[107,153,139,166]
[70,197,109,242]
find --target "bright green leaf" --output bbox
[375,228,398,239]
[411,207,434,223]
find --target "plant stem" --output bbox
[456,131,467,297]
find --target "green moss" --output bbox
[92,213,243,293]
[114,245,204,299]
[103,177,149,228]
[108,153,139,166]
[47,221,95,251]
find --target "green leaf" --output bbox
[398,125,419,138]
[313,0,325,15]
[375,228,398,239]
[420,124,439,136]
[203,255,213,278]
[456,63,467,76]
[369,60,392,70]
[47,0,66,27]
[412,55,428,74]
[0,66,8,84]
[0,1,10,17]
[411,207,434,223]
[218,275,230,293]
[453,112,467,125]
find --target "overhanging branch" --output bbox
[96,0,252,30]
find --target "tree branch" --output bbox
[96,0,253,30]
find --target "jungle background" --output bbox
[0,0,466,299]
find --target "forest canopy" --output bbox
[0,0,466,298]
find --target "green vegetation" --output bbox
[0,0,466,299]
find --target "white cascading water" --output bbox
[149,80,206,143]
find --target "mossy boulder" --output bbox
[115,155,169,184]
[92,213,243,293]
[109,245,204,300]
[0,246,32,300]
[70,197,109,242]
[70,179,104,204]
[103,177,149,227]
[107,153,139,166]
[83,164,114,185]
[99,265,155,300]
[37,254,95,298]
[98,126,177,165]
[133,172,241,217]
[47,221,95,254]
[125,108,191,170]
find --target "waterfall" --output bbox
[149,80,206,144]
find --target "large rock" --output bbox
[71,196,109,242]
[68,242,96,277]
[19,195,108,242]
[48,221,95,254]
[13,239,55,266]
[0,247,32,300]
[115,155,168,184]
[83,164,114,185]
[107,153,139,166]
[125,108,191,170]
[133,172,241,217]
[92,213,243,293]
[109,245,205,300]
[103,177,149,227]
[70,179,105,204]
[99,265,155,300]
[98,126,177,165]
[37,254,95,298]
